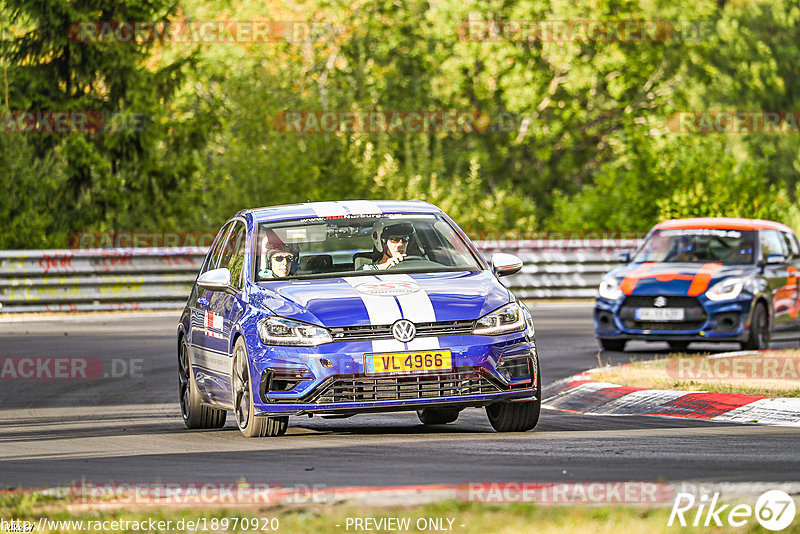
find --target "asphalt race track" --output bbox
[1,303,799,489]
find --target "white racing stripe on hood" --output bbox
[311,202,349,218]
[343,276,405,352]
[377,273,440,350]
[340,200,383,215]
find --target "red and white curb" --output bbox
[543,351,800,427]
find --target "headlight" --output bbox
[474,302,525,335]
[706,277,745,301]
[258,317,332,346]
[598,277,622,300]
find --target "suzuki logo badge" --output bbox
[392,319,416,342]
[654,296,668,308]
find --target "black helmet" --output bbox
[372,221,415,253]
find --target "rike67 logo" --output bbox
[669,490,796,530]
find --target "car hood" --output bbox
[250,271,511,327]
[606,262,757,297]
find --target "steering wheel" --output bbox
[386,255,440,270]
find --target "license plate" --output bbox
[364,350,453,375]
[635,308,685,321]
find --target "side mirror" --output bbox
[198,268,233,292]
[766,253,787,265]
[618,251,631,263]
[491,253,523,277]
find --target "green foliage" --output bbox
[550,129,790,231]
[0,135,67,248]
[0,0,214,246]
[2,0,800,247]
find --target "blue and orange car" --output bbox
[177,201,540,437]
[595,218,800,351]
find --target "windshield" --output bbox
[254,213,483,280]
[632,229,757,264]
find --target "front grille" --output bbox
[619,295,707,331]
[329,320,475,342]
[291,368,503,404]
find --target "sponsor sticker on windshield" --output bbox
[661,229,742,238]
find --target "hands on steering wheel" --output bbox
[383,255,423,269]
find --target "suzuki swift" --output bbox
[595,217,800,351]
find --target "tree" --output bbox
[1,0,214,246]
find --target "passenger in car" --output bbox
[259,241,300,278]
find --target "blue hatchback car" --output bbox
[178,201,540,437]
[595,217,800,352]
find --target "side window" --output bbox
[218,222,247,290]
[201,222,233,275]
[761,230,787,262]
[782,232,800,259]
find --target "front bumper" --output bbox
[594,294,754,343]
[246,333,539,416]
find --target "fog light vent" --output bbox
[497,355,533,386]
[714,312,740,333]
[596,310,615,332]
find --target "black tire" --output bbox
[668,341,691,352]
[742,302,770,350]
[232,338,288,437]
[179,337,227,429]
[417,408,460,425]
[600,338,626,351]
[485,366,541,432]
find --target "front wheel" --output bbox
[600,338,626,351]
[742,302,770,350]
[486,399,541,432]
[485,365,541,432]
[179,338,226,429]
[232,338,288,437]
[417,408,460,425]
[668,341,691,352]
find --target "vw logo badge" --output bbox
[654,296,668,308]
[392,319,416,342]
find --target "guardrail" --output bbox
[477,239,642,299]
[0,240,642,313]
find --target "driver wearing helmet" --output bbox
[258,236,300,279]
[360,222,414,271]
[671,235,698,262]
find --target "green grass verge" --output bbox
[592,349,800,397]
